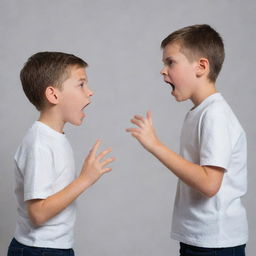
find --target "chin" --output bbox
[173,96,182,102]
[174,95,188,102]
[176,98,186,102]
[77,120,84,126]
[70,119,84,126]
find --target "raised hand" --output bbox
[126,111,160,152]
[80,140,115,186]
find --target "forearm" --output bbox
[28,140,114,226]
[127,112,223,196]
[149,142,221,197]
[27,177,91,226]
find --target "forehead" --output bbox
[162,43,182,59]
[67,65,87,81]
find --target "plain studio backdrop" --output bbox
[0,1,255,255]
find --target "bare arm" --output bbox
[27,140,115,226]
[126,111,224,197]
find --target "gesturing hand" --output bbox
[80,140,115,186]
[126,111,160,152]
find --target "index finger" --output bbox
[89,139,101,157]
[96,147,112,160]
[134,115,145,122]
[146,111,153,125]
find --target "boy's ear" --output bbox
[195,58,209,78]
[45,86,60,105]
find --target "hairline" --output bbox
[53,63,87,90]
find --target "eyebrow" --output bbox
[78,78,87,82]
[162,57,174,63]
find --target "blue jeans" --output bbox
[7,238,75,256]
[180,243,246,256]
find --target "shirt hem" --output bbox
[14,236,73,249]
[171,233,248,248]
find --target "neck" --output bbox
[191,82,217,107]
[38,108,65,134]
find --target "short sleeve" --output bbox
[23,145,54,201]
[199,112,232,170]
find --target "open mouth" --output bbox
[82,102,90,111]
[165,81,175,91]
[170,83,175,91]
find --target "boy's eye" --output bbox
[80,83,84,87]
[167,60,173,66]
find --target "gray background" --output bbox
[0,0,255,255]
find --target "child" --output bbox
[8,52,115,256]
[126,24,248,256]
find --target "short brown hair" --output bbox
[161,24,225,82]
[20,51,88,110]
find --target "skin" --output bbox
[126,43,224,198]
[27,66,115,226]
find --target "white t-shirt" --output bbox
[171,93,248,248]
[14,121,76,249]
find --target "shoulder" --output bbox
[15,123,53,162]
[203,96,230,117]
[199,96,238,129]
[199,96,246,142]
[25,124,52,149]
[202,96,243,127]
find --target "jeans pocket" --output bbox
[7,247,24,256]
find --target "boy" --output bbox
[126,24,248,255]
[8,52,115,256]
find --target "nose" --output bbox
[86,86,94,97]
[88,89,93,97]
[160,66,167,76]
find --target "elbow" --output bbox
[200,166,224,198]
[202,190,217,198]
[28,212,46,227]
[27,201,47,227]
[201,185,220,198]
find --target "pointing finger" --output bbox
[96,148,112,160]
[134,115,145,122]
[101,157,116,167]
[131,118,144,128]
[146,111,153,125]
[90,139,101,157]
